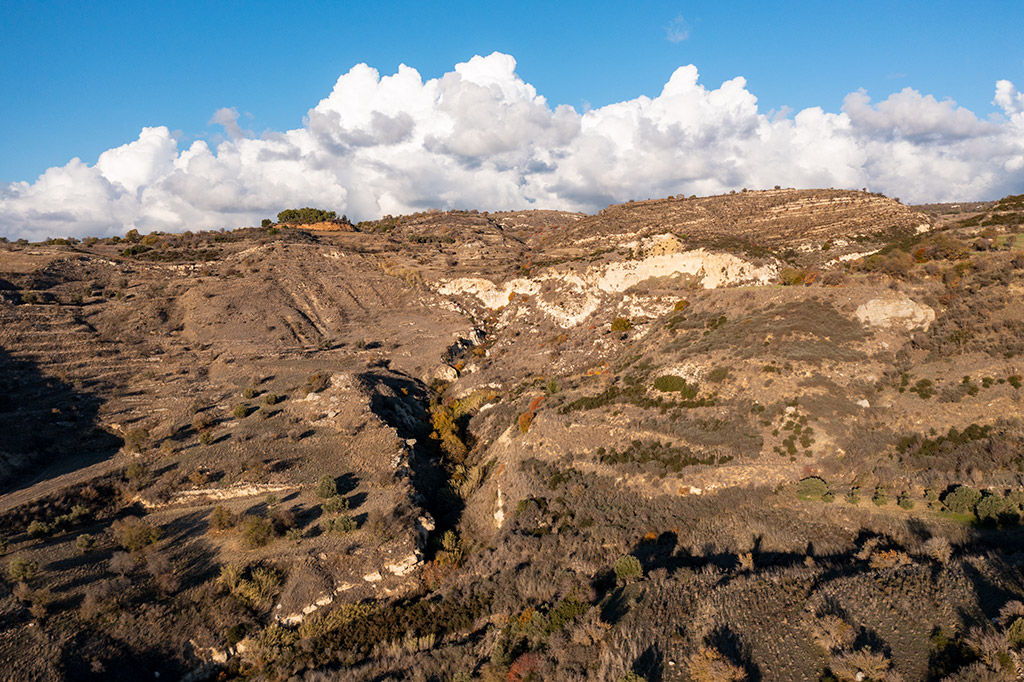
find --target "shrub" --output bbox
[316,475,338,499]
[323,515,357,535]
[242,387,257,400]
[1008,618,1024,649]
[125,462,148,486]
[924,536,953,564]
[26,520,52,538]
[944,485,982,514]
[75,534,96,553]
[707,366,729,383]
[124,427,149,453]
[263,393,281,406]
[321,495,348,514]
[796,476,829,500]
[610,317,632,332]
[8,556,38,582]
[673,299,690,312]
[305,371,330,393]
[683,648,745,682]
[210,506,237,531]
[897,492,915,510]
[241,516,273,548]
[613,554,643,584]
[192,412,213,431]
[233,566,282,609]
[976,493,1012,525]
[199,431,214,445]
[112,517,162,552]
[779,267,818,286]
[518,411,534,434]
[232,403,249,419]
[653,375,699,398]
[871,487,889,506]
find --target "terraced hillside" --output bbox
[1,189,1024,682]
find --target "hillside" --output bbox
[1,189,1024,681]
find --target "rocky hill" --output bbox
[1,189,1023,681]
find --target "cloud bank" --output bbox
[2,52,1023,240]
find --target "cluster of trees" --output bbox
[274,208,343,225]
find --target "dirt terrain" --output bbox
[1,189,1024,681]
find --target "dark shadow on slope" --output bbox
[357,369,465,538]
[0,348,122,494]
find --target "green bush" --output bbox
[897,493,915,510]
[653,375,699,398]
[241,516,273,548]
[322,495,349,514]
[263,393,281,406]
[323,515,357,535]
[316,475,338,499]
[872,487,889,506]
[610,317,632,332]
[944,485,982,514]
[232,403,249,419]
[796,476,829,500]
[75,534,96,553]
[26,520,52,538]
[8,556,38,582]
[209,506,237,531]
[614,554,643,583]
[976,493,1013,525]
[112,517,162,552]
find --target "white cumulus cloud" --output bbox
[2,52,1023,241]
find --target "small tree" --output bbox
[944,485,982,514]
[9,556,38,582]
[316,475,338,499]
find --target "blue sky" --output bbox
[3,0,1021,183]
[2,1,1023,239]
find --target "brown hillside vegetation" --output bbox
[1,189,1024,681]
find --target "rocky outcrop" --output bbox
[855,296,935,331]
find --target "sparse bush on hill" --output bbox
[610,317,632,332]
[241,515,273,548]
[112,516,162,552]
[8,556,38,582]
[316,475,338,499]
[210,505,237,532]
[796,477,829,500]
[75,533,96,553]
[653,375,698,397]
[305,371,330,393]
[613,554,642,584]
